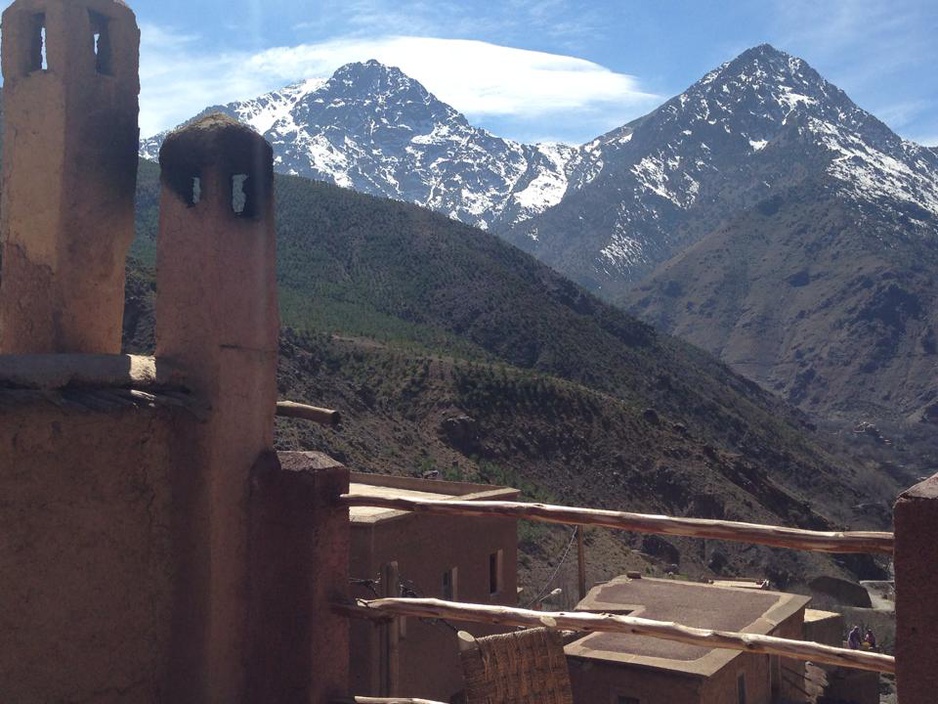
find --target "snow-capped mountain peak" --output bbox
[233,77,326,135]
[140,60,578,229]
[140,49,938,287]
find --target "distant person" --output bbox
[863,628,877,650]
[847,625,861,649]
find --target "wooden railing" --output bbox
[338,490,897,704]
[339,597,895,675]
[335,698,447,704]
[340,495,894,555]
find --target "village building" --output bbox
[565,575,810,704]
[802,609,879,704]
[347,473,520,701]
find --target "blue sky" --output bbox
[131,0,937,146]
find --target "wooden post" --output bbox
[383,562,401,697]
[276,401,341,426]
[576,527,586,601]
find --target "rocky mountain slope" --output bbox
[125,161,904,589]
[614,47,938,422]
[625,179,938,424]
[506,44,938,292]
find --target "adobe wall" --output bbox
[0,400,195,701]
[568,660,703,703]
[569,652,773,704]
[699,652,770,704]
[247,451,351,704]
[894,473,938,702]
[349,510,519,700]
[771,610,807,703]
[803,608,844,647]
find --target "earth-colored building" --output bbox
[347,473,520,702]
[565,575,810,704]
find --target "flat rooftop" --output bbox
[347,472,519,523]
[565,575,810,677]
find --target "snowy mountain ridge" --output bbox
[138,46,938,423]
[140,46,938,288]
[500,44,938,291]
[140,60,585,231]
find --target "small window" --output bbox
[28,13,47,72]
[489,550,503,595]
[442,567,458,601]
[231,172,263,218]
[89,10,113,75]
[232,173,249,215]
[190,176,202,206]
[737,672,747,704]
[616,696,639,704]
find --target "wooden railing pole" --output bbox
[334,697,448,704]
[344,598,895,675]
[340,496,894,555]
[276,401,341,426]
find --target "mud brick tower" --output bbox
[0,0,139,353]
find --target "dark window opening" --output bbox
[489,551,502,595]
[616,697,639,704]
[163,162,203,207]
[89,11,113,75]
[442,568,457,600]
[737,673,747,704]
[28,14,47,72]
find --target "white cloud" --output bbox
[138,26,660,142]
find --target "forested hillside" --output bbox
[124,162,906,591]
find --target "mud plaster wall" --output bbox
[0,0,139,353]
[247,451,351,704]
[569,660,703,703]
[0,402,191,701]
[349,512,519,700]
[894,474,938,703]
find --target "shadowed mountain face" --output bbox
[624,181,938,423]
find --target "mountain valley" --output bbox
[139,46,938,435]
[123,161,908,593]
